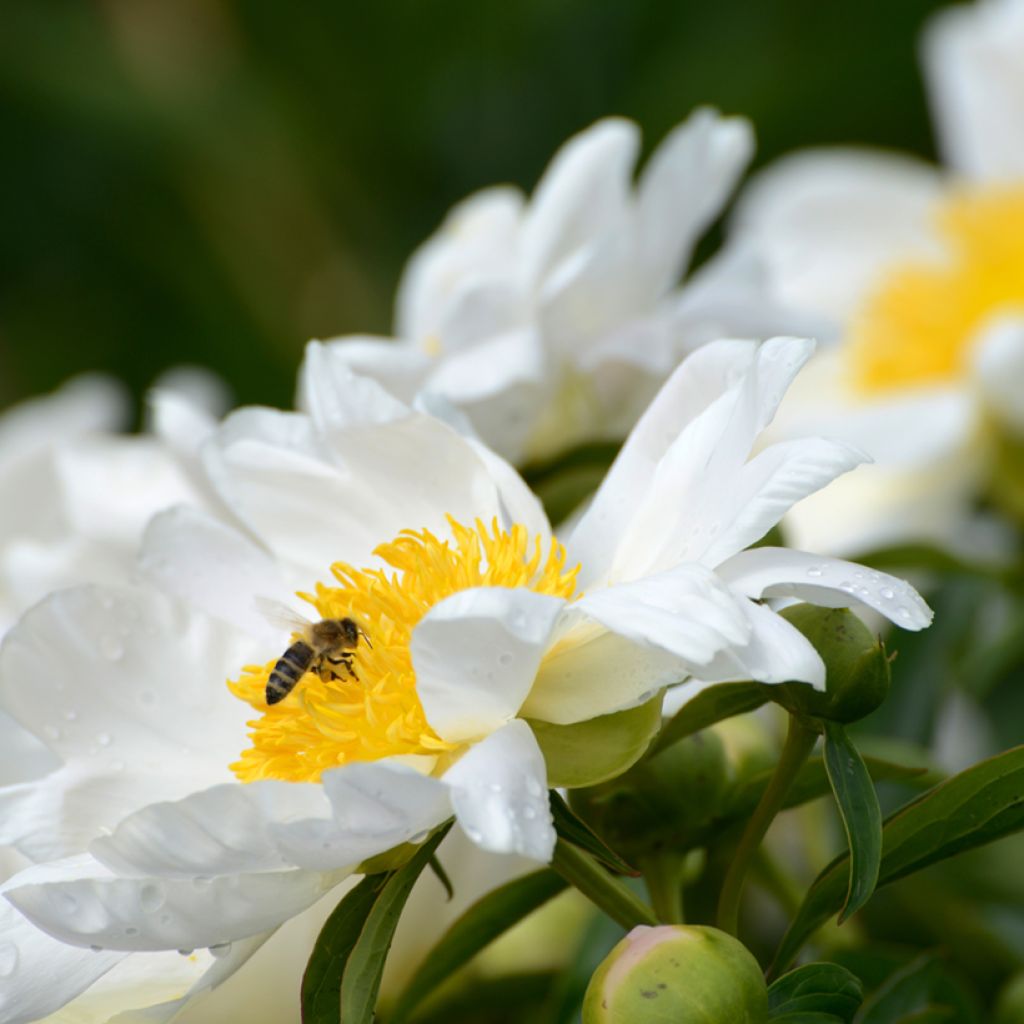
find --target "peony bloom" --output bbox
[0,337,929,1021]
[730,0,1024,555]
[318,109,813,464]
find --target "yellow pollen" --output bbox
[228,517,579,784]
[850,184,1024,393]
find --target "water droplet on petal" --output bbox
[97,733,112,747]
[63,709,78,722]
[177,948,194,957]
[465,827,483,844]
[89,944,103,953]
[99,595,115,611]
[523,806,537,820]
[410,830,429,844]
[0,943,18,978]
[898,606,913,621]
[497,652,513,666]
[881,588,895,600]
[488,782,503,794]
[124,926,138,937]
[525,778,544,798]
[806,566,823,578]
[192,876,211,890]
[139,884,164,913]
[210,942,232,958]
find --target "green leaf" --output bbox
[301,874,387,1024]
[770,1015,848,1024]
[772,746,1024,974]
[528,692,663,788]
[824,723,882,922]
[550,791,637,876]
[769,963,863,1022]
[389,869,567,1024]
[338,826,451,1024]
[301,826,450,1024]
[653,681,771,754]
[854,955,947,1023]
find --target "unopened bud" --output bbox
[775,604,890,723]
[583,924,768,1023]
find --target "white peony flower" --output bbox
[317,109,815,464]
[0,337,929,1021]
[729,0,1024,555]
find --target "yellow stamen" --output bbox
[228,517,579,783]
[850,185,1024,393]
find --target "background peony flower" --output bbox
[0,337,929,1022]
[316,108,816,464]
[729,0,1024,556]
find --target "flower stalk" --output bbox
[552,839,658,930]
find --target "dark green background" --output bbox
[0,0,956,414]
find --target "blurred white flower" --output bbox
[0,337,929,1021]
[318,108,813,464]
[730,0,1024,555]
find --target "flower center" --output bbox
[849,184,1024,393]
[228,517,578,783]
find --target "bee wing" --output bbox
[254,596,312,636]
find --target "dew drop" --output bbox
[177,948,194,957]
[63,709,78,722]
[838,580,853,592]
[210,942,232,959]
[523,806,537,820]
[89,944,103,953]
[159,913,172,926]
[488,782,503,794]
[139,884,164,913]
[99,595,115,611]
[525,778,544,798]
[99,635,124,661]
[410,830,429,844]
[44,725,61,741]
[192,876,212,890]
[124,926,139,937]
[465,828,483,844]
[97,733,112,747]
[0,943,18,978]
[806,566,823,578]
[881,588,895,600]
[497,652,513,666]
[898,606,913,621]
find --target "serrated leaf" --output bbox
[824,723,882,922]
[389,869,567,1024]
[550,790,637,876]
[769,962,863,1022]
[772,747,1024,974]
[338,826,451,1024]
[654,681,771,754]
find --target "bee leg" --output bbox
[322,653,357,682]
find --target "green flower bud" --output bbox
[996,971,1024,1024]
[774,604,890,723]
[583,924,768,1023]
[569,729,730,858]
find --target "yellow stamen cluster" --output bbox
[229,517,579,783]
[850,185,1024,393]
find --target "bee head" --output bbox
[313,617,363,648]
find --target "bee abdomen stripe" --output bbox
[281,642,314,667]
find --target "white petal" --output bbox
[636,108,754,300]
[569,338,760,586]
[923,0,1024,181]
[732,149,944,321]
[412,587,566,743]
[443,721,554,862]
[204,405,502,575]
[573,563,751,666]
[313,335,432,405]
[523,118,639,281]
[266,763,451,872]
[298,340,412,434]
[0,585,253,859]
[522,622,686,725]
[717,547,933,630]
[6,855,338,953]
[424,330,550,463]
[0,870,125,1024]
[89,784,294,879]
[973,315,1024,433]
[697,599,826,689]
[694,437,868,568]
[603,337,817,582]
[396,187,525,342]
[138,505,291,640]
[0,375,127,472]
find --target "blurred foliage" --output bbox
[0,0,951,414]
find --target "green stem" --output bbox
[716,714,818,935]
[552,839,657,930]
[639,853,685,924]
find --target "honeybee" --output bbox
[257,599,371,705]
